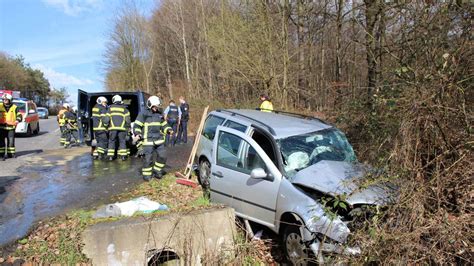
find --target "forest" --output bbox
[103,0,472,263]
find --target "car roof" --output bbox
[212,109,332,139]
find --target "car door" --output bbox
[211,126,282,229]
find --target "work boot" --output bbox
[120,156,127,161]
[2,156,6,161]
[108,156,114,161]
[64,144,70,149]
[92,155,99,160]
[154,170,166,179]
[143,175,151,182]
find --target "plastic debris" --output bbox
[93,197,168,218]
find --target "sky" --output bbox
[0,0,156,104]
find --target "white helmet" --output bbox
[2,93,12,101]
[63,103,70,109]
[112,95,122,104]
[97,96,108,104]
[147,96,161,108]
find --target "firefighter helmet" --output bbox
[97,96,108,104]
[112,95,122,104]
[2,93,12,101]
[147,96,161,108]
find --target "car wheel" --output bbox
[283,225,310,265]
[198,159,211,190]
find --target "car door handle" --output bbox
[212,171,223,178]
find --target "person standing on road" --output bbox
[106,95,131,161]
[259,94,273,112]
[133,96,173,181]
[57,103,69,146]
[64,107,79,148]
[92,96,109,160]
[176,96,189,144]
[164,100,181,146]
[0,93,22,160]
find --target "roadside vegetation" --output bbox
[103,0,472,264]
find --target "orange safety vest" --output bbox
[0,103,18,126]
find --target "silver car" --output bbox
[196,109,390,263]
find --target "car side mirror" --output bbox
[250,168,267,179]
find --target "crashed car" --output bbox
[195,109,391,263]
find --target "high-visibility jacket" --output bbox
[259,100,273,112]
[57,109,67,126]
[92,104,109,131]
[0,103,22,130]
[133,109,171,146]
[65,111,78,130]
[107,104,131,131]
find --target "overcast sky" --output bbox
[0,0,156,104]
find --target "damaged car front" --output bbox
[276,128,393,263]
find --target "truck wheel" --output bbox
[283,225,310,265]
[198,159,211,191]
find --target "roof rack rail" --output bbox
[216,109,277,135]
[266,109,328,124]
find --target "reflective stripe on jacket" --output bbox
[92,104,108,131]
[0,103,21,130]
[259,100,273,112]
[57,109,67,126]
[65,111,78,130]
[107,104,131,131]
[133,109,171,146]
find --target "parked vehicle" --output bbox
[13,99,40,136]
[37,107,49,119]
[77,89,150,151]
[196,109,392,263]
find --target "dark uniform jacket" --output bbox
[133,109,171,146]
[107,103,130,131]
[92,104,108,131]
[179,102,189,122]
[167,105,179,121]
[65,111,78,130]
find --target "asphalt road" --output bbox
[15,117,61,156]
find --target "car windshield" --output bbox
[277,128,357,178]
[13,102,26,112]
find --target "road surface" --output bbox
[0,118,194,248]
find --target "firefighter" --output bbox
[164,100,181,146]
[92,96,109,160]
[176,96,189,144]
[259,94,273,112]
[57,103,69,146]
[106,95,131,161]
[0,93,22,160]
[133,96,173,181]
[64,107,79,148]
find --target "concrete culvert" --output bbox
[148,249,180,266]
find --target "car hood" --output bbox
[290,160,390,205]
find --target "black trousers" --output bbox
[0,128,15,157]
[142,144,167,177]
[107,130,127,157]
[93,131,108,156]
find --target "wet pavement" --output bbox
[0,140,193,247]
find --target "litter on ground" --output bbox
[93,197,168,218]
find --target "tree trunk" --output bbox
[178,0,191,92]
[364,0,381,108]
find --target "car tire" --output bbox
[198,159,211,196]
[282,225,311,265]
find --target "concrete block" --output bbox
[82,207,236,265]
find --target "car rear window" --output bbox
[202,115,225,140]
[13,102,26,112]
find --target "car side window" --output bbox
[202,115,225,140]
[216,132,242,170]
[217,131,266,175]
[223,120,247,133]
